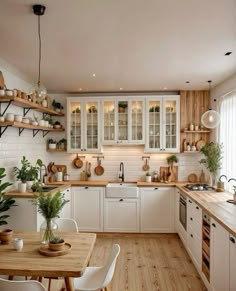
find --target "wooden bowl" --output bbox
[49,241,65,251]
[0,229,13,244]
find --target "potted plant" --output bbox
[145,172,152,183]
[199,142,223,187]
[118,102,128,113]
[14,156,30,193]
[26,159,43,190]
[167,155,178,166]
[31,181,43,192]
[58,138,67,150]
[49,236,65,251]
[0,167,16,244]
[36,191,69,243]
[48,139,57,149]
[54,121,62,129]
[52,100,63,112]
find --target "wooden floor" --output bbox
[47,233,207,291]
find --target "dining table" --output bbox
[0,231,97,291]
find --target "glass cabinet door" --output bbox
[130,100,144,143]
[69,101,82,150]
[118,101,128,142]
[85,101,99,150]
[147,99,162,150]
[163,99,177,150]
[103,100,115,143]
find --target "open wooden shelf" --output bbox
[0,121,64,131]
[47,148,66,152]
[0,96,64,116]
[182,130,211,133]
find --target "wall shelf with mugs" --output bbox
[0,120,64,138]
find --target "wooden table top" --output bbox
[0,232,96,278]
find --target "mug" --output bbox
[13,238,23,251]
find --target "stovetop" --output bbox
[184,184,209,191]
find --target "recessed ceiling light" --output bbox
[225,52,232,56]
[92,73,96,77]
[163,87,167,90]
[120,87,123,90]
[79,88,82,91]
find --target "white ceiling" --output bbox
[0,0,236,93]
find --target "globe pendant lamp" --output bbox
[201,80,220,129]
[30,4,47,101]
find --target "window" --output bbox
[218,91,236,188]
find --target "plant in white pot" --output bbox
[14,156,30,193]
[145,172,152,183]
[26,159,43,190]
[48,138,57,149]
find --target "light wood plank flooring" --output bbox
[46,233,207,291]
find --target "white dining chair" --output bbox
[56,218,79,232]
[73,244,120,291]
[0,278,46,291]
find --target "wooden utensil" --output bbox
[51,164,58,173]
[87,162,91,177]
[73,154,83,168]
[188,173,198,183]
[0,71,5,89]
[94,159,104,176]
[143,158,149,171]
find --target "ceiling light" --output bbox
[201,80,220,129]
[119,87,123,91]
[163,87,167,90]
[79,88,82,91]
[29,4,47,101]
[225,52,232,56]
[92,73,96,77]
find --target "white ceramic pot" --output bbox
[0,89,5,96]
[32,121,38,126]
[6,113,14,121]
[22,118,30,124]
[18,182,27,193]
[56,171,63,182]
[39,120,45,127]
[42,99,48,107]
[44,120,49,127]
[26,180,33,190]
[146,176,152,183]
[49,143,56,149]
[5,89,13,96]
[0,116,5,122]
[14,115,22,122]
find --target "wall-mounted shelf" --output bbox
[183,151,200,154]
[182,130,211,133]
[0,121,64,138]
[0,96,64,117]
[47,148,66,152]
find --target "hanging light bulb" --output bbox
[201,80,220,129]
[29,4,47,101]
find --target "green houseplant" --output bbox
[199,142,223,187]
[166,155,179,182]
[36,191,69,243]
[14,156,30,193]
[0,167,16,244]
[26,159,43,190]
[145,172,152,183]
[167,155,178,166]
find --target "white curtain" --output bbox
[218,91,236,190]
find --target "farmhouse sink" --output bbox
[106,183,139,198]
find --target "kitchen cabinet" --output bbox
[187,198,202,270]
[140,187,174,232]
[229,234,236,291]
[145,95,180,152]
[72,186,104,232]
[67,98,101,153]
[102,97,145,144]
[210,218,229,291]
[104,198,140,232]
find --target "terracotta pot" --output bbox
[0,229,13,244]
[49,240,65,251]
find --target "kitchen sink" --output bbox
[106,183,139,198]
[41,186,58,192]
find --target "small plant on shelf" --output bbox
[88,105,97,113]
[48,139,57,150]
[72,107,80,114]
[52,100,63,112]
[167,155,178,166]
[58,138,67,150]
[54,121,62,129]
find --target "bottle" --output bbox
[189,122,194,131]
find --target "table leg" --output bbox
[64,277,74,291]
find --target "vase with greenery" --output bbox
[199,142,223,187]
[145,172,152,182]
[36,191,69,243]
[0,168,16,244]
[14,156,30,193]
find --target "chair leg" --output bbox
[48,278,52,291]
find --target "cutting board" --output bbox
[168,165,178,182]
[160,166,169,181]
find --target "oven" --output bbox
[179,193,187,230]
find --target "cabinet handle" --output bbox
[191,234,193,238]
[212,223,216,228]
[67,189,69,192]
[190,217,193,221]
[154,187,158,190]
[196,206,199,210]
[85,186,89,189]
[189,200,192,203]
[230,237,235,244]
[119,199,124,202]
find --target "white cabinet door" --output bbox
[145,95,180,153]
[104,198,140,232]
[210,218,230,291]
[72,187,104,232]
[140,187,174,233]
[230,234,236,291]
[6,198,43,231]
[59,187,72,219]
[67,98,101,153]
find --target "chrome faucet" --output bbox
[228,178,236,183]
[119,162,124,182]
[40,164,47,182]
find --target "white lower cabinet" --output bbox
[104,198,140,232]
[140,187,174,233]
[72,186,104,232]
[229,234,236,291]
[210,218,229,291]
[60,187,72,219]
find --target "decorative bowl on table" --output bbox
[48,237,65,251]
[0,229,13,244]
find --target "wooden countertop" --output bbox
[5,184,70,198]
[177,185,236,237]
[47,180,108,186]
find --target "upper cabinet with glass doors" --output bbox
[67,98,101,153]
[145,95,179,152]
[102,97,145,145]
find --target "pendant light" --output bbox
[201,80,220,129]
[29,4,47,100]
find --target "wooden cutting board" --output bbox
[160,166,169,181]
[168,166,178,182]
[0,71,5,89]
